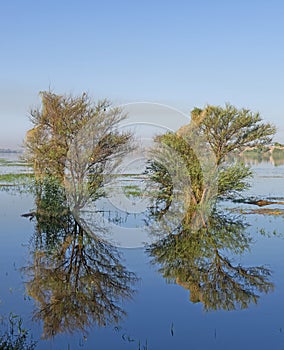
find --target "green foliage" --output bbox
[274,142,284,147]
[156,132,204,202]
[146,132,206,220]
[145,103,276,312]
[148,103,276,216]
[191,103,276,165]
[218,162,253,197]
[0,173,34,184]
[25,178,72,251]
[123,185,143,198]
[24,91,132,185]
[33,177,66,214]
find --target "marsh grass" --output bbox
[228,207,284,216]
[0,173,34,182]
[0,156,33,190]
[0,174,35,195]
[244,208,284,216]
[123,184,143,197]
[0,173,34,185]
[0,158,31,167]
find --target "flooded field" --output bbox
[0,152,284,349]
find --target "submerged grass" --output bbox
[0,158,31,167]
[0,173,35,193]
[0,173,34,182]
[229,207,284,217]
[244,208,284,216]
[0,173,34,183]
[123,185,143,197]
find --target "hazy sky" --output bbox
[1,0,284,148]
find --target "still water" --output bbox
[0,153,284,349]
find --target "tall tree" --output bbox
[24,92,132,185]
[188,103,276,166]
[147,103,276,217]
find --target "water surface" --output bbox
[0,154,284,349]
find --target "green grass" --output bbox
[123,185,143,197]
[0,173,34,181]
[0,158,31,167]
[0,173,34,187]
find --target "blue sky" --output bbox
[1,0,284,148]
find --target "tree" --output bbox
[147,103,276,217]
[188,103,276,166]
[182,104,275,196]
[24,91,132,186]
[145,103,276,309]
[146,132,204,222]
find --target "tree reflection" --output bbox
[23,179,137,339]
[240,149,284,166]
[147,210,274,311]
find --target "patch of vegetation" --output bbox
[274,142,284,147]
[123,185,143,197]
[0,173,34,182]
[246,208,284,216]
[0,173,34,185]
[0,174,35,194]
[0,313,37,350]
[242,146,270,156]
[241,144,284,165]
[229,207,284,217]
[0,158,30,167]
